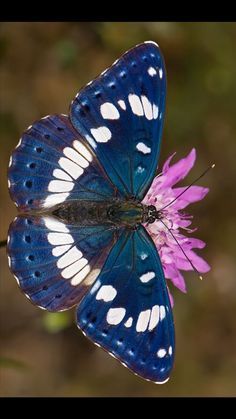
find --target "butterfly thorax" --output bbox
[51,199,145,227]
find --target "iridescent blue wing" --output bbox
[70,41,166,200]
[7,215,121,311]
[76,225,174,383]
[8,114,119,212]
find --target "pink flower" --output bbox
[142,148,211,306]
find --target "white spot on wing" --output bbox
[100,102,120,120]
[58,157,84,180]
[107,307,126,325]
[57,246,82,269]
[91,127,112,143]
[155,377,170,385]
[14,274,20,286]
[136,309,151,332]
[101,69,108,76]
[140,271,155,283]
[43,193,69,208]
[168,346,173,356]
[153,104,159,120]
[160,305,166,320]
[148,305,159,331]
[96,285,117,302]
[118,100,126,110]
[141,95,153,120]
[84,135,96,151]
[48,180,74,193]
[73,141,93,162]
[61,257,88,279]
[84,268,101,286]
[7,255,11,268]
[148,66,157,76]
[63,147,89,168]
[16,138,22,148]
[157,348,166,358]
[9,156,12,167]
[71,264,91,286]
[48,232,74,246]
[44,217,69,233]
[144,40,159,47]
[52,244,71,257]
[8,179,11,188]
[136,142,151,154]
[53,169,72,181]
[159,68,163,79]
[136,166,145,174]
[140,252,148,260]
[128,94,144,116]
[124,317,133,328]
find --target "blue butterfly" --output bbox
[7,41,174,384]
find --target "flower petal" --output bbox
[163,263,187,293]
[174,250,211,273]
[162,152,177,173]
[167,286,174,308]
[186,250,211,273]
[182,237,206,249]
[171,186,209,210]
[160,148,196,188]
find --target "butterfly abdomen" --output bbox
[51,201,112,226]
[50,200,144,227]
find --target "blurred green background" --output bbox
[1,22,236,397]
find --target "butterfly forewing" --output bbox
[8,114,119,212]
[70,41,166,200]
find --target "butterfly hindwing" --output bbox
[77,225,175,383]
[8,114,119,212]
[70,41,166,200]
[7,215,121,311]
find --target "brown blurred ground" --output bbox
[0,22,236,397]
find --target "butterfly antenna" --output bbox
[158,218,203,280]
[0,239,7,248]
[159,163,215,212]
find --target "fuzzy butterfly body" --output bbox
[7,41,175,383]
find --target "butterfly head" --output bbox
[143,204,161,224]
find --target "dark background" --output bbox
[1,22,236,396]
